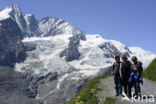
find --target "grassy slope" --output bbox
[67,75,111,104]
[143,58,156,81]
[103,97,116,104]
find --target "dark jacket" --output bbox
[112,61,121,75]
[132,61,143,77]
[121,60,132,78]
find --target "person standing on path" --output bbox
[119,54,132,97]
[128,56,143,98]
[111,55,122,96]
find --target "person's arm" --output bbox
[111,63,115,75]
[137,62,143,77]
[119,63,123,80]
[128,61,133,74]
[129,61,133,70]
[140,65,143,77]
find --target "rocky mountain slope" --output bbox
[0,4,156,104]
[0,16,26,66]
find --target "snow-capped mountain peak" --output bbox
[39,17,74,36]
[6,4,29,35]
[6,4,25,22]
[0,4,42,37]
[129,47,156,57]
[108,40,131,54]
[8,4,21,13]
[1,4,85,38]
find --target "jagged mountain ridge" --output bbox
[2,4,41,37]
[0,4,156,104]
[0,4,86,38]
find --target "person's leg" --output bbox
[123,80,128,95]
[126,76,130,96]
[120,79,124,95]
[114,75,119,95]
[134,80,138,97]
[128,81,132,98]
[118,75,122,95]
[124,85,127,95]
[136,81,141,98]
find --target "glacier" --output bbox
[15,33,156,77]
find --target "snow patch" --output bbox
[108,40,128,53]
[79,34,107,48]
[22,34,72,43]
[0,8,12,20]
[78,69,99,77]
[57,73,69,89]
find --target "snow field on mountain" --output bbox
[0,7,12,20]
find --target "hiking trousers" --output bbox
[114,74,122,95]
[121,76,130,96]
[129,79,141,98]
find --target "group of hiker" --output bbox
[112,54,143,98]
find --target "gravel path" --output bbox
[96,76,156,104]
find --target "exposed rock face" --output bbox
[0,66,43,104]
[8,4,27,35]
[24,14,41,37]
[72,28,86,41]
[8,4,41,37]
[61,35,81,61]
[0,4,40,67]
[60,29,86,61]
[99,42,131,58]
[0,18,26,66]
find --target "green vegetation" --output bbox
[103,97,116,104]
[143,58,156,82]
[67,75,112,104]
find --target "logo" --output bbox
[121,93,130,102]
[121,92,155,103]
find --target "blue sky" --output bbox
[0,0,156,53]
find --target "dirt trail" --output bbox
[96,76,156,104]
